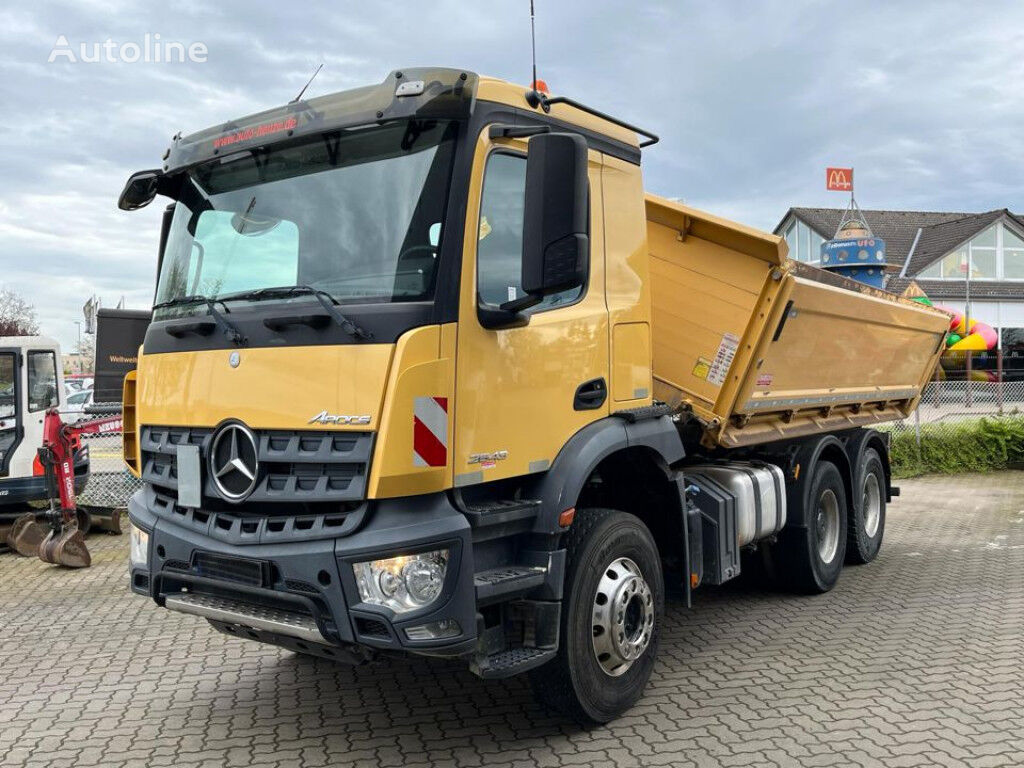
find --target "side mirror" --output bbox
[518,132,589,304]
[477,132,590,330]
[118,169,163,211]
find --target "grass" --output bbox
[889,416,1024,478]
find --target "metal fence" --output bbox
[76,404,141,512]
[885,379,1024,447]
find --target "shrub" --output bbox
[889,416,1024,478]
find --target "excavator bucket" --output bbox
[38,520,91,569]
[7,513,48,558]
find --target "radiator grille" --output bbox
[140,425,373,505]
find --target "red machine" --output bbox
[9,408,121,568]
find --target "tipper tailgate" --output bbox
[645,196,949,448]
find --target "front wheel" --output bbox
[528,508,663,724]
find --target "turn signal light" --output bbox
[558,507,575,528]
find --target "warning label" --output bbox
[692,356,712,380]
[756,373,773,387]
[707,333,739,386]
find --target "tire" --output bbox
[846,448,886,565]
[528,508,663,724]
[775,460,848,594]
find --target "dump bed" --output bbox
[646,196,949,448]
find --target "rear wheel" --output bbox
[776,460,848,594]
[528,508,663,723]
[846,448,886,564]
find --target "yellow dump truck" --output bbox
[118,68,948,723]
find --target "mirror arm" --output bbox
[477,302,531,331]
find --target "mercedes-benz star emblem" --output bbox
[210,423,259,501]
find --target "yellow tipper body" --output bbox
[645,196,949,448]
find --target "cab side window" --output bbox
[477,152,583,312]
[0,353,14,421]
[27,351,58,412]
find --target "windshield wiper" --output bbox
[152,294,246,345]
[219,286,373,340]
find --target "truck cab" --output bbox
[0,337,89,516]
[120,68,946,723]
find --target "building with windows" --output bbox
[775,207,1024,351]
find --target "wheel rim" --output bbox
[591,557,654,677]
[815,489,840,564]
[862,471,881,538]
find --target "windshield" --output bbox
[154,119,459,316]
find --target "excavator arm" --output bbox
[9,408,122,568]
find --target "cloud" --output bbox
[2,0,1023,350]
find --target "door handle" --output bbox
[574,378,607,410]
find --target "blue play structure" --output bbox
[817,193,890,289]
[820,236,888,288]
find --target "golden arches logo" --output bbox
[826,167,853,191]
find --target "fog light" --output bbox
[405,619,461,641]
[353,549,449,614]
[129,523,150,568]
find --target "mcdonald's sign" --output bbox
[827,167,853,191]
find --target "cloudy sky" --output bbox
[2,0,1023,350]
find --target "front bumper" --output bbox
[128,487,478,656]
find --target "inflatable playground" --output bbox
[910,295,999,381]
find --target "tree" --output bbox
[0,288,39,336]
[76,333,96,375]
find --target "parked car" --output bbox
[65,376,94,393]
[64,388,93,414]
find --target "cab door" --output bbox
[452,129,608,487]
[14,348,61,479]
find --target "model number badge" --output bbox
[308,411,371,426]
[468,450,508,464]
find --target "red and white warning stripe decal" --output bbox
[413,396,448,467]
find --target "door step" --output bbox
[462,499,541,527]
[474,566,546,604]
[471,646,556,679]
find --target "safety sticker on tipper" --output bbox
[707,332,739,386]
[692,357,712,380]
[756,373,773,387]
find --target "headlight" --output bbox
[129,523,150,568]
[353,549,448,614]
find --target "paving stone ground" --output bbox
[3,472,1024,768]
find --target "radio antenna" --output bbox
[530,1,538,92]
[526,1,545,108]
[291,63,323,104]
